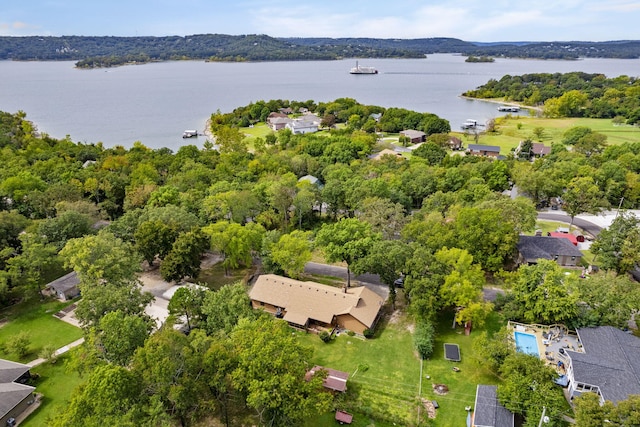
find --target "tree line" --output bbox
[2,35,640,67]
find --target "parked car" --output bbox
[393,276,404,288]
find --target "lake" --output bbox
[1,54,639,150]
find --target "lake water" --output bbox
[1,54,639,150]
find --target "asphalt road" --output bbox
[537,212,603,237]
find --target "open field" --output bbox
[299,305,502,426]
[0,299,82,363]
[455,116,640,155]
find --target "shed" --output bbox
[335,410,353,424]
[306,365,349,392]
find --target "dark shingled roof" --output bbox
[46,271,79,294]
[468,144,500,152]
[517,235,583,261]
[0,359,30,384]
[473,385,514,427]
[568,326,640,403]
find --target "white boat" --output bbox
[461,119,478,130]
[182,129,198,138]
[498,105,520,112]
[350,61,378,74]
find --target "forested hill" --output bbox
[1,34,640,67]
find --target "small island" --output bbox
[465,55,495,63]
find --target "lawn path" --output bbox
[26,337,85,367]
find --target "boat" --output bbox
[182,130,198,138]
[350,61,378,74]
[498,105,520,112]
[461,119,478,130]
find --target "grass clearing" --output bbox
[22,352,83,427]
[299,302,503,426]
[196,263,254,290]
[454,116,640,155]
[0,299,82,363]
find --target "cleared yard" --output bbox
[0,299,82,363]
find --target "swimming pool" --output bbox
[514,331,540,357]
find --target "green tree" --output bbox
[60,230,142,284]
[168,285,207,331]
[7,331,31,358]
[0,210,29,251]
[74,281,153,328]
[37,210,94,250]
[160,228,210,282]
[7,233,62,299]
[204,221,265,276]
[573,392,609,427]
[134,220,178,266]
[202,282,255,335]
[510,260,578,324]
[472,327,516,374]
[268,230,313,279]
[413,320,435,359]
[357,197,407,240]
[231,316,332,426]
[93,309,152,366]
[315,218,381,287]
[563,176,606,228]
[412,142,447,165]
[590,212,640,274]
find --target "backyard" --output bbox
[299,303,502,426]
[0,298,82,363]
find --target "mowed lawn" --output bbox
[0,299,82,363]
[454,116,640,155]
[299,305,503,426]
[21,353,84,427]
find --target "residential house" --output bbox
[472,385,515,427]
[400,129,426,144]
[268,117,293,131]
[467,144,501,158]
[45,271,80,301]
[286,120,318,135]
[547,231,578,246]
[298,174,324,189]
[305,365,349,392]
[532,143,551,157]
[516,235,583,266]
[248,274,384,335]
[0,359,36,426]
[278,107,293,114]
[448,136,463,150]
[563,326,640,405]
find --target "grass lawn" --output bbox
[454,116,640,155]
[299,303,503,426]
[22,352,83,427]
[0,298,82,363]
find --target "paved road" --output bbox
[537,212,603,237]
[304,262,389,299]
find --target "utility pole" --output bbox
[538,406,549,427]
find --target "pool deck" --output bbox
[508,321,583,373]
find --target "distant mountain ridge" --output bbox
[1,34,639,67]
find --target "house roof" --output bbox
[568,326,640,403]
[468,144,500,153]
[0,382,35,420]
[45,271,80,294]
[370,149,403,160]
[548,232,578,246]
[249,274,384,329]
[400,129,426,139]
[0,359,30,384]
[306,365,349,392]
[532,143,551,155]
[517,236,583,261]
[473,385,514,427]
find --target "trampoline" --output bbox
[444,343,461,361]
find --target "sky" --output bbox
[1,0,639,42]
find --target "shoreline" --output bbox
[460,96,543,113]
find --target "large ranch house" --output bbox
[248,274,384,335]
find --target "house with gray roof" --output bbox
[467,144,501,158]
[400,129,426,144]
[516,235,583,267]
[0,359,36,426]
[472,385,514,427]
[45,271,80,301]
[564,326,640,405]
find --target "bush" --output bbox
[414,320,435,359]
[39,344,58,364]
[363,328,374,339]
[346,330,355,337]
[319,331,331,343]
[7,331,31,358]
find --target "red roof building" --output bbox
[305,365,349,392]
[548,232,578,246]
[335,410,353,424]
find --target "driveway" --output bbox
[537,211,603,237]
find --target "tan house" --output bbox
[400,129,426,144]
[248,274,384,335]
[370,149,404,161]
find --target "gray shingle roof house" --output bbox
[0,359,36,426]
[45,271,80,301]
[516,235,583,266]
[467,144,501,157]
[565,326,640,404]
[400,129,426,144]
[472,385,514,427]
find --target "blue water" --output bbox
[514,331,539,357]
